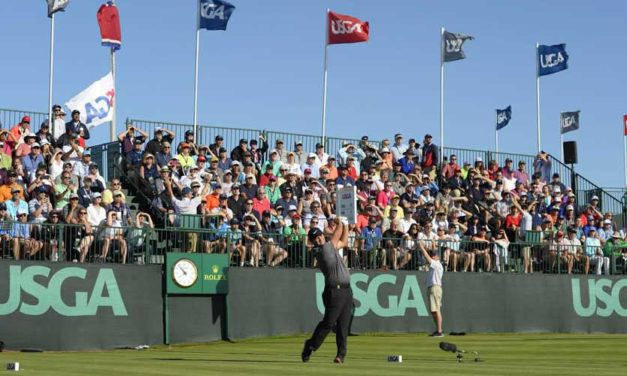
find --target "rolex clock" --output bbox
[172,258,198,288]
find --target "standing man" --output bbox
[419,244,444,337]
[302,217,352,364]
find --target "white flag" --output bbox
[65,72,115,128]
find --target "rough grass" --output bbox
[2,333,626,375]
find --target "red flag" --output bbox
[327,11,369,45]
[97,2,122,51]
[624,115,627,136]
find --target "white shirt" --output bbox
[427,260,444,287]
[87,204,107,226]
[172,196,203,214]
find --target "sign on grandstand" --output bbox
[336,185,357,224]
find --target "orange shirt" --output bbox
[0,184,24,203]
[204,193,220,211]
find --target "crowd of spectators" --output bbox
[1,112,626,274]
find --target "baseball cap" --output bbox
[315,143,323,149]
[92,192,102,198]
[288,205,297,212]
[308,227,323,242]
[113,190,123,197]
[182,187,192,195]
[304,168,312,174]
[308,152,316,158]
[239,138,247,144]
[591,195,599,201]
[21,116,31,123]
[219,194,228,200]
[191,181,201,188]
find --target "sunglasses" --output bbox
[79,212,87,215]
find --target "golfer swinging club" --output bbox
[302,216,352,364]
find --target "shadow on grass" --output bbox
[152,358,297,364]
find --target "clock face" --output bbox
[172,259,198,288]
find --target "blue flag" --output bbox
[560,111,580,134]
[538,44,569,77]
[199,0,235,31]
[496,106,512,130]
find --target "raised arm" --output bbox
[330,217,348,250]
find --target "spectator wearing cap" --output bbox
[230,138,249,163]
[65,110,91,140]
[209,135,225,159]
[304,200,327,231]
[125,138,146,170]
[76,176,97,208]
[359,217,383,263]
[583,228,610,275]
[62,192,83,226]
[0,138,12,170]
[4,185,28,220]
[86,192,106,226]
[176,142,195,171]
[10,116,31,146]
[399,149,417,175]
[208,193,234,222]
[271,138,286,163]
[145,127,175,156]
[335,164,355,189]
[239,173,258,200]
[138,152,159,187]
[176,130,198,156]
[441,154,459,181]
[264,176,282,205]
[106,189,134,226]
[292,140,306,165]
[15,132,38,158]
[261,149,283,178]
[360,145,380,174]
[204,183,224,212]
[73,148,95,179]
[337,143,364,173]
[275,186,297,217]
[36,119,55,146]
[28,187,54,223]
[597,219,615,243]
[314,142,329,166]
[384,219,411,270]
[302,152,321,179]
[252,188,271,217]
[421,134,438,178]
[118,124,148,157]
[227,184,246,218]
[389,133,408,162]
[511,160,530,187]
[21,140,44,182]
[10,208,43,260]
[282,152,302,177]
[165,174,210,216]
[49,104,66,139]
[0,171,24,203]
[217,147,232,171]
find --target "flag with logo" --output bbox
[538,44,569,77]
[65,72,115,128]
[442,31,474,62]
[560,111,580,134]
[328,11,369,45]
[47,0,69,18]
[496,106,512,130]
[97,2,122,50]
[198,0,236,30]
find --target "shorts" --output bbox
[428,285,442,312]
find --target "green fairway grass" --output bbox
[2,333,626,375]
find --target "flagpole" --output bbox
[110,48,116,141]
[439,26,445,165]
[535,42,541,152]
[193,1,201,137]
[560,133,564,162]
[48,13,55,138]
[321,9,330,146]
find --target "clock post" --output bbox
[164,253,229,344]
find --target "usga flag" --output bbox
[199,0,236,31]
[328,11,369,45]
[560,111,580,134]
[65,72,115,128]
[97,2,122,50]
[443,31,474,62]
[47,0,69,18]
[538,44,569,77]
[496,106,512,130]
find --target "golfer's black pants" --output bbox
[309,286,353,358]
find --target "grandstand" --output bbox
[0,107,626,273]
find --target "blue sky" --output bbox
[1,0,626,188]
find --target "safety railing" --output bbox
[0,108,48,130]
[3,220,625,275]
